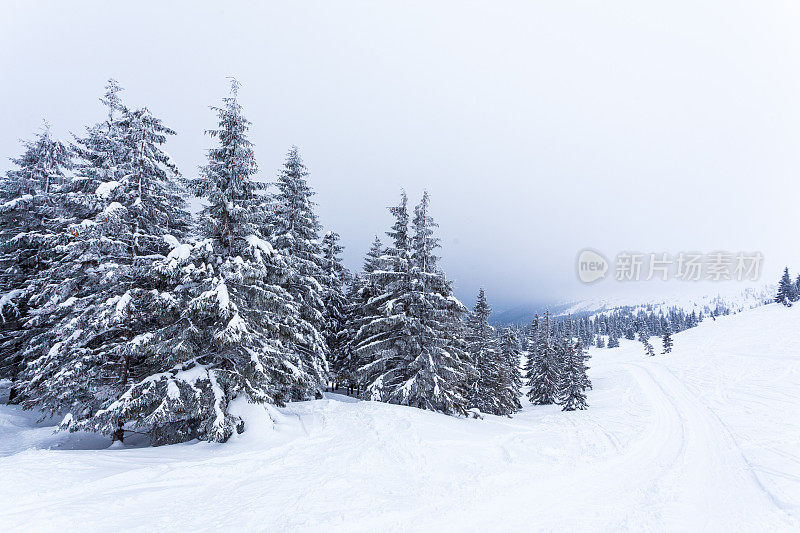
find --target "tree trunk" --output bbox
[112,421,124,444]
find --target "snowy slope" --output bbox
[1,304,799,531]
[491,285,774,325]
[558,284,775,318]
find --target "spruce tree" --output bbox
[795,275,800,302]
[500,327,524,396]
[466,289,519,416]
[354,191,470,414]
[363,235,383,274]
[523,315,539,379]
[526,310,561,405]
[73,80,323,444]
[498,326,523,413]
[558,339,590,411]
[595,335,605,349]
[268,146,328,380]
[320,231,350,388]
[338,236,383,392]
[638,331,656,357]
[607,332,620,348]
[776,267,793,306]
[0,122,72,392]
[662,330,673,354]
[466,288,497,413]
[18,80,141,419]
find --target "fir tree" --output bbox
[0,122,72,393]
[558,339,590,411]
[17,80,140,419]
[268,146,328,387]
[595,335,605,349]
[320,231,350,388]
[662,330,673,354]
[607,332,620,348]
[466,289,520,416]
[354,191,470,414]
[338,236,383,392]
[526,310,561,405]
[500,327,524,395]
[776,267,793,306]
[72,80,322,444]
[638,331,656,357]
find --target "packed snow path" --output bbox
[1,304,799,531]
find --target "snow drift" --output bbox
[1,303,799,531]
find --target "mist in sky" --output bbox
[3,1,799,311]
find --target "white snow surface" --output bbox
[1,304,799,531]
[95,180,120,198]
[559,284,775,318]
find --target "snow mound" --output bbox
[0,304,799,530]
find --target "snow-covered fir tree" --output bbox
[607,332,620,348]
[0,121,72,393]
[662,330,673,354]
[69,80,324,444]
[639,331,656,357]
[558,339,590,411]
[17,81,195,440]
[466,289,520,416]
[267,146,329,386]
[776,267,793,306]
[17,80,140,418]
[353,191,470,415]
[595,335,605,348]
[499,327,524,400]
[362,235,383,274]
[526,310,561,405]
[320,231,350,387]
[523,315,539,379]
[336,236,384,392]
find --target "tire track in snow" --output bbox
[622,361,798,530]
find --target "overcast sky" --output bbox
[2,1,799,311]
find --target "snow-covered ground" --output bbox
[558,284,775,317]
[1,304,799,531]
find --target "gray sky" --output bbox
[2,1,800,311]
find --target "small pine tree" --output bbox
[499,327,524,397]
[523,315,539,378]
[558,339,590,411]
[638,331,656,357]
[662,330,673,354]
[607,333,620,348]
[466,289,520,416]
[526,310,561,405]
[338,236,383,392]
[595,335,605,349]
[320,231,350,387]
[776,267,793,306]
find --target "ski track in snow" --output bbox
[1,304,799,531]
